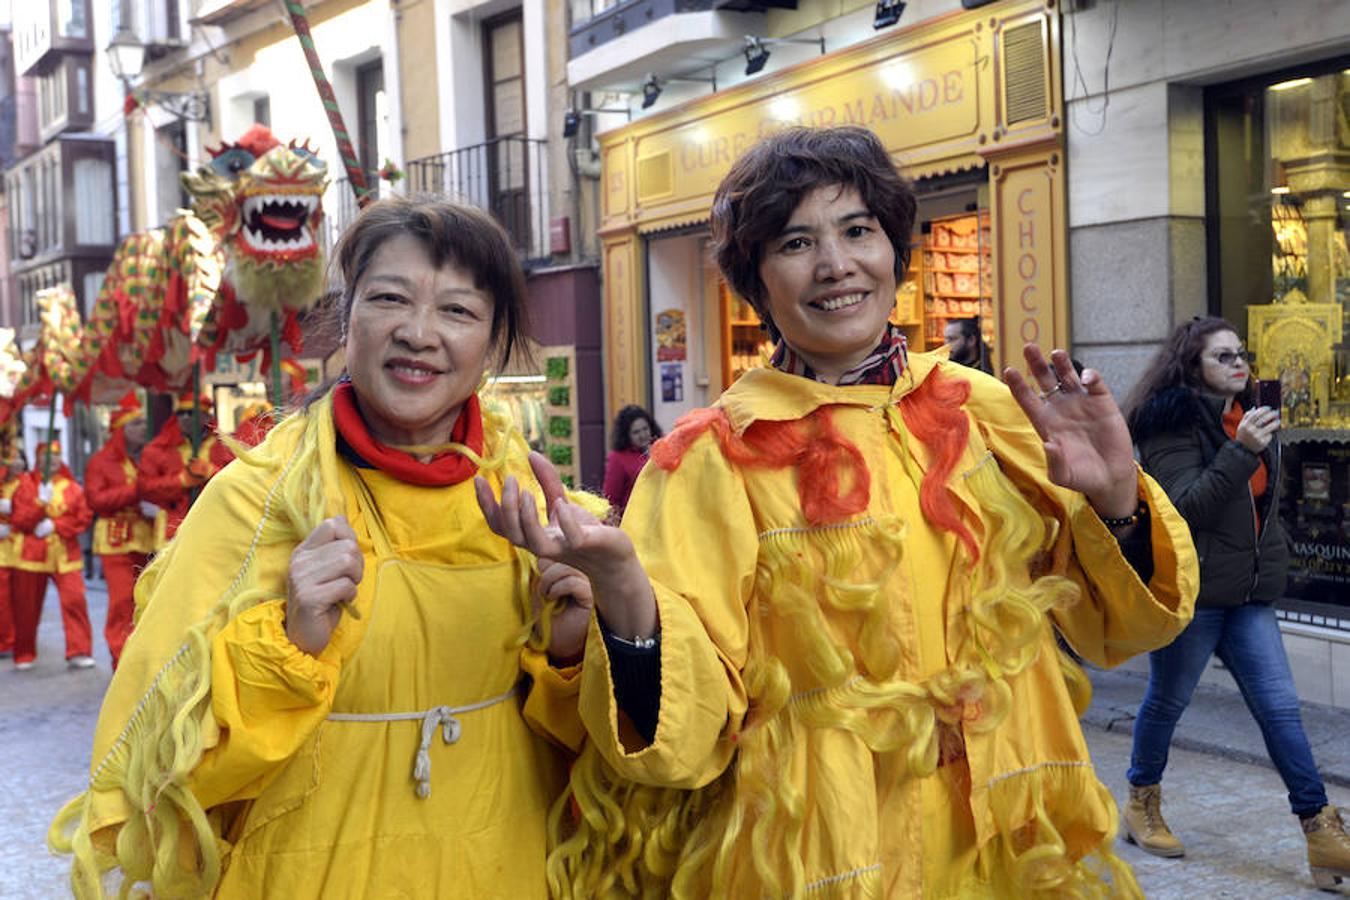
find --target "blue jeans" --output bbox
[1128,604,1328,818]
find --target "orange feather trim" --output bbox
[898,367,979,562]
[651,405,869,525]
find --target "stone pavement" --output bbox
[2,579,1348,898]
[1085,664,1350,789]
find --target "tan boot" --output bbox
[1302,805,1350,891]
[1122,783,1185,858]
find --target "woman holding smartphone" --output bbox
[1121,316,1350,889]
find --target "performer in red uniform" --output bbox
[137,391,232,546]
[0,453,26,658]
[85,392,155,667]
[10,440,94,670]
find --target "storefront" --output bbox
[1206,57,1350,629]
[596,0,1067,433]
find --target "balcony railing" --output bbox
[406,136,550,264]
[323,174,382,257]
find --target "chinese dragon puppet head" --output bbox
[75,124,329,398]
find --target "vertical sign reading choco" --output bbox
[993,153,1065,361]
[604,239,640,412]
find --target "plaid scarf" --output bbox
[770,322,908,386]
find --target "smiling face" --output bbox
[344,234,495,447]
[1197,329,1251,398]
[756,185,896,383]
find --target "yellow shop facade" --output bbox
[595,0,1067,430]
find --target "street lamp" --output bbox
[107,23,211,125]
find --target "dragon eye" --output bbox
[211,148,257,178]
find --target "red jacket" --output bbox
[12,467,92,573]
[602,447,650,516]
[137,418,233,543]
[85,430,155,555]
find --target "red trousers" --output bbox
[11,568,93,664]
[0,567,12,653]
[100,553,149,668]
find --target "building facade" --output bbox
[566,0,1350,708]
[1066,0,1350,708]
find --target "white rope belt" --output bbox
[326,683,521,798]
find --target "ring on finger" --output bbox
[1039,382,1065,402]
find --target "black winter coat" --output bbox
[1132,387,1288,607]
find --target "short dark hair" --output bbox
[710,126,917,341]
[1122,316,1254,432]
[611,405,662,452]
[335,194,530,368]
[948,316,980,341]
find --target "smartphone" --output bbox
[1258,378,1282,411]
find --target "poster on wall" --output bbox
[655,309,687,362]
[660,363,684,403]
[1280,438,1350,612]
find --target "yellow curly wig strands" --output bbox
[49,392,555,899]
[546,410,1138,898]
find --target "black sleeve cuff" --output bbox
[1115,507,1155,585]
[601,624,661,744]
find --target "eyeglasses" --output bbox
[1207,349,1252,367]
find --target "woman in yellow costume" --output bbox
[49,196,599,898]
[478,126,1200,898]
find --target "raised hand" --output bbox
[285,516,364,656]
[1235,406,1280,454]
[1003,344,1138,519]
[475,451,657,640]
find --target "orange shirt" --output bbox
[1225,402,1263,523]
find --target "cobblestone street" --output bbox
[2,581,1347,898]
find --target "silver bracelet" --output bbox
[607,632,659,650]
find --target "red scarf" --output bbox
[332,381,485,486]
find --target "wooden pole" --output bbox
[270,311,283,407]
[41,393,57,482]
[282,0,375,209]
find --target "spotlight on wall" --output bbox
[744,37,770,75]
[742,35,825,77]
[874,0,906,29]
[641,74,662,109]
[562,105,632,138]
[640,71,717,110]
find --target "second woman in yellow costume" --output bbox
[480,126,1200,898]
[50,197,599,898]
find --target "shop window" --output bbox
[898,175,995,368]
[73,158,113,246]
[1207,62,1350,620]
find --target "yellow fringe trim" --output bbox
[48,390,563,899]
[548,436,1120,898]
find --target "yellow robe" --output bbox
[0,476,19,566]
[574,354,1199,898]
[54,392,584,898]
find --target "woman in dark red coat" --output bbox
[601,405,661,520]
